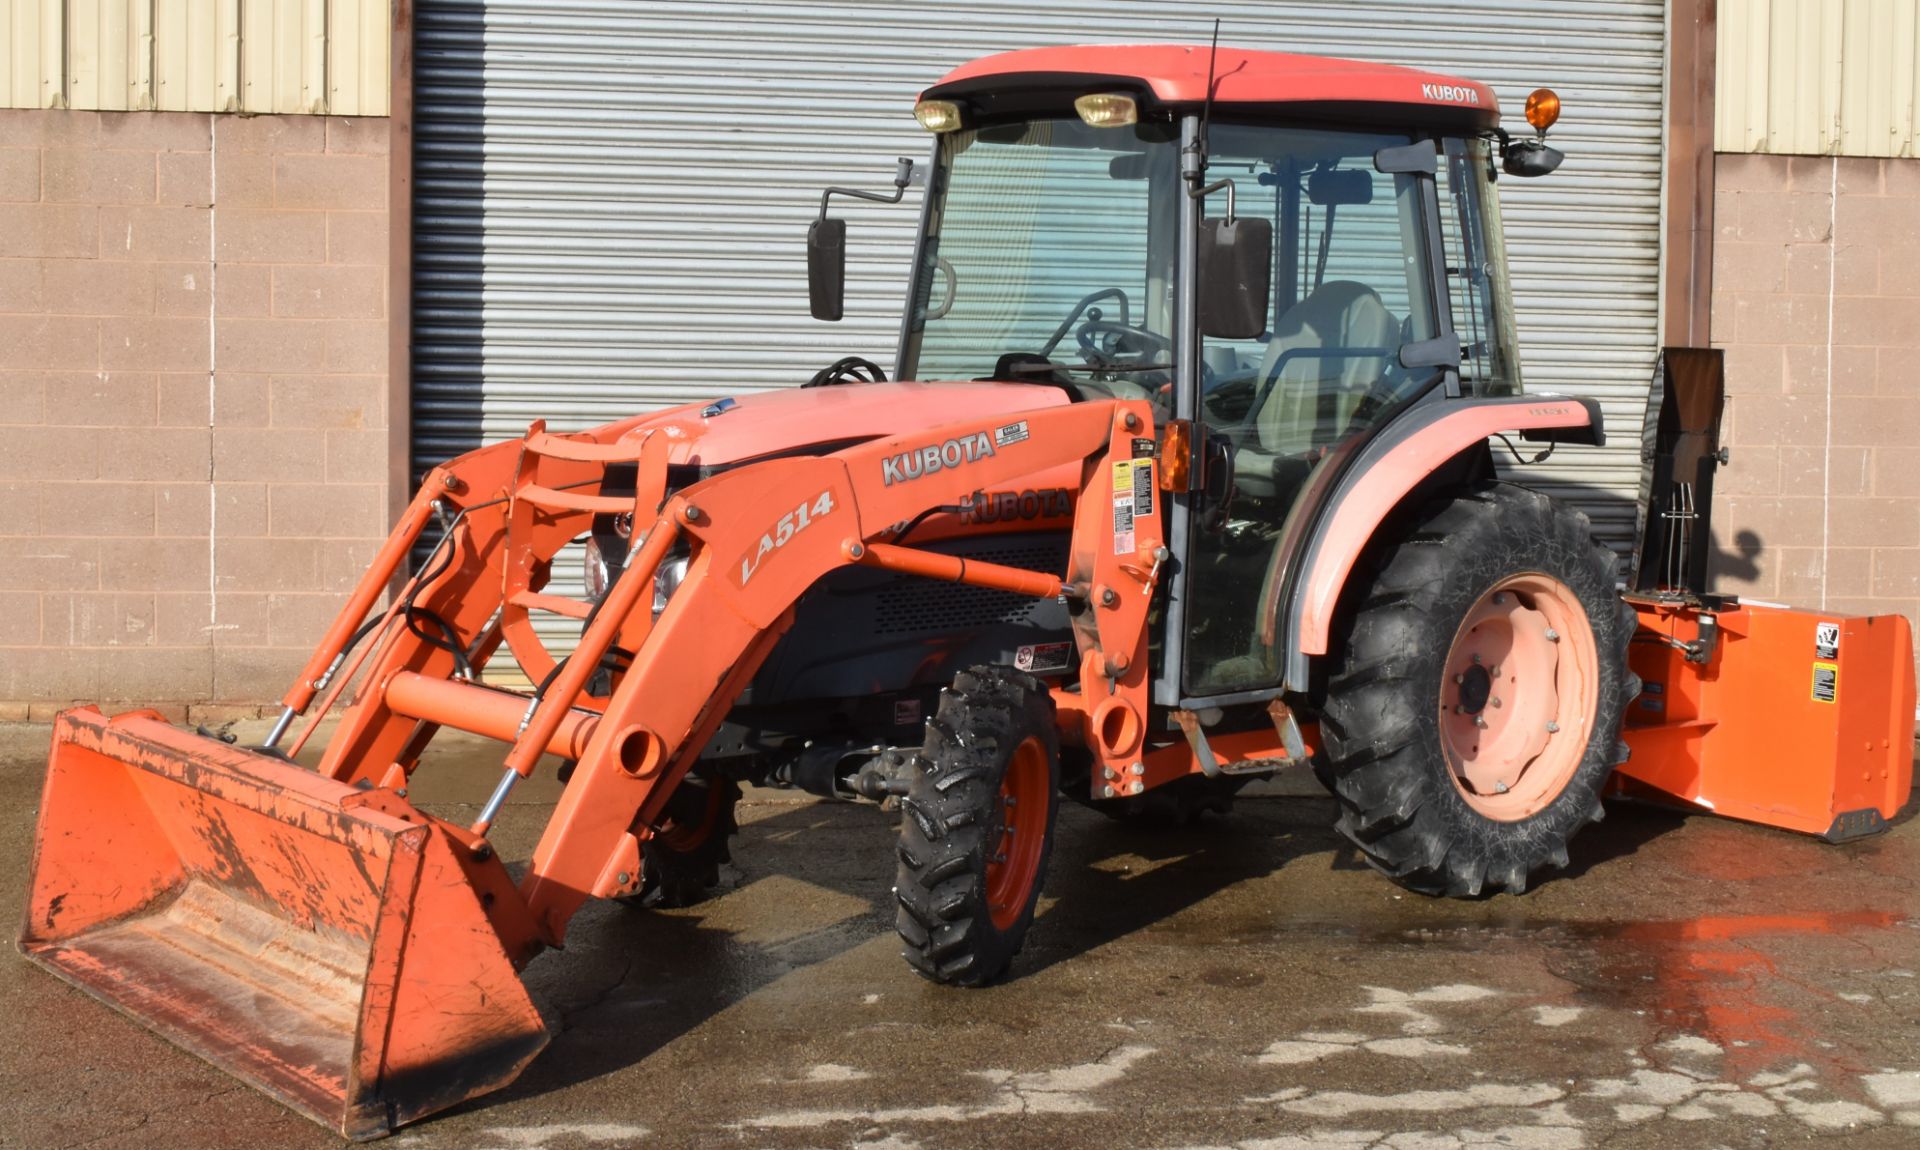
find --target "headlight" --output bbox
[583,513,634,603]
[653,553,690,617]
[583,534,613,601]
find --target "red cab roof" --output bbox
[925,43,1500,124]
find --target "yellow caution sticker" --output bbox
[1112,461,1136,554]
[1812,661,1838,704]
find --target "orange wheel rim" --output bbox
[985,737,1048,931]
[1438,573,1598,821]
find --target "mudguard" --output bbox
[1282,393,1604,686]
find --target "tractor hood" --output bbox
[636,380,1074,469]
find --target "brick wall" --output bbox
[0,110,390,717]
[1711,153,1920,644]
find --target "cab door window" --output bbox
[1183,127,1442,697]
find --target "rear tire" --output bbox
[894,667,1059,986]
[1319,482,1636,897]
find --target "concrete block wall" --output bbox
[1711,152,1920,641]
[0,110,390,718]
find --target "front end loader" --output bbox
[20,44,1914,1138]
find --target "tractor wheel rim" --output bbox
[985,737,1048,931]
[1438,572,1598,821]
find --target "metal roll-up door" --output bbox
[413,0,1665,669]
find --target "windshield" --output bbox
[901,119,1181,399]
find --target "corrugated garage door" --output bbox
[413,0,1665,666]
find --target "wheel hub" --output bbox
[1455,663,1493,715]
[1439,575,1598,821]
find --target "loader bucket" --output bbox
[18,708,549,1140]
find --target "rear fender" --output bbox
[1284,395,1603,685]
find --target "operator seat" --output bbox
[1233,280,1398,499]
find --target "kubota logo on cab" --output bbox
[1420,83,1480,104]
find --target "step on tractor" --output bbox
[20,44,1916,1139]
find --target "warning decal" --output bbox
[1812,662,1838,704]
[1015,641,1074,673]
[1815,621,1840,660]
[1110,459,1155,554]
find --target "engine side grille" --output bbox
[871,539,1067,636]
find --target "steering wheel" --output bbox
[1076,319,1172,369]
[803,356,889,388]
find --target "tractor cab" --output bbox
[814,45,1561,703]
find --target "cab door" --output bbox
[1169,127,1452,701]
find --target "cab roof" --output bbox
[923,43,1502,131]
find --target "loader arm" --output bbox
[263,393,1161,949]
[519,399,1161,941]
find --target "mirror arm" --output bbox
[1189,177,1236,223]
[817,157,918,221]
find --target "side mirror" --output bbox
[1198,217,1273,340]
[807,218,847,321]
[1502,139,1564,178]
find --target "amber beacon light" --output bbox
[1524,88,1561,134]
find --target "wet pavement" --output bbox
[2,719,1917,1150]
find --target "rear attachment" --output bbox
[19,709,547,1140]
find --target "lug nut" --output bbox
[1471,653,1482,664]
[1545,628,1560,641]
[1101,784,1116,798]
[1474,716,1489,729]
[1129,762,1145,776]
[1546,721,1560,733]
[1453,673,1466,685]
[1490,697,1502,708]
[1128,781,1144,795]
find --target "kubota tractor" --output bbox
[20,44,1915,1139]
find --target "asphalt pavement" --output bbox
[2,720,1917,1150]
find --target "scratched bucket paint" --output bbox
[18,708,548,1140]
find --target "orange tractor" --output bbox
[20,44,1914,1138]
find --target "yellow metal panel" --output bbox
[1,0,389,113]
[213,0,238,110]
[331,0,387,117]
[41,0,62,107]
[95,0,130,111]
[66,0,98,108]
[129,0,153,109]
[301,0,323,113]
[238,0,268,111]
[329,0,359,114]
[1720,0,1920,156]
[153,0,187,109]
[184,0,217,109]
[2,2,24,106]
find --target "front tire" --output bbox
[894,667,1060,986]
[627,771,740,908]
[1319,483,1636,897]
